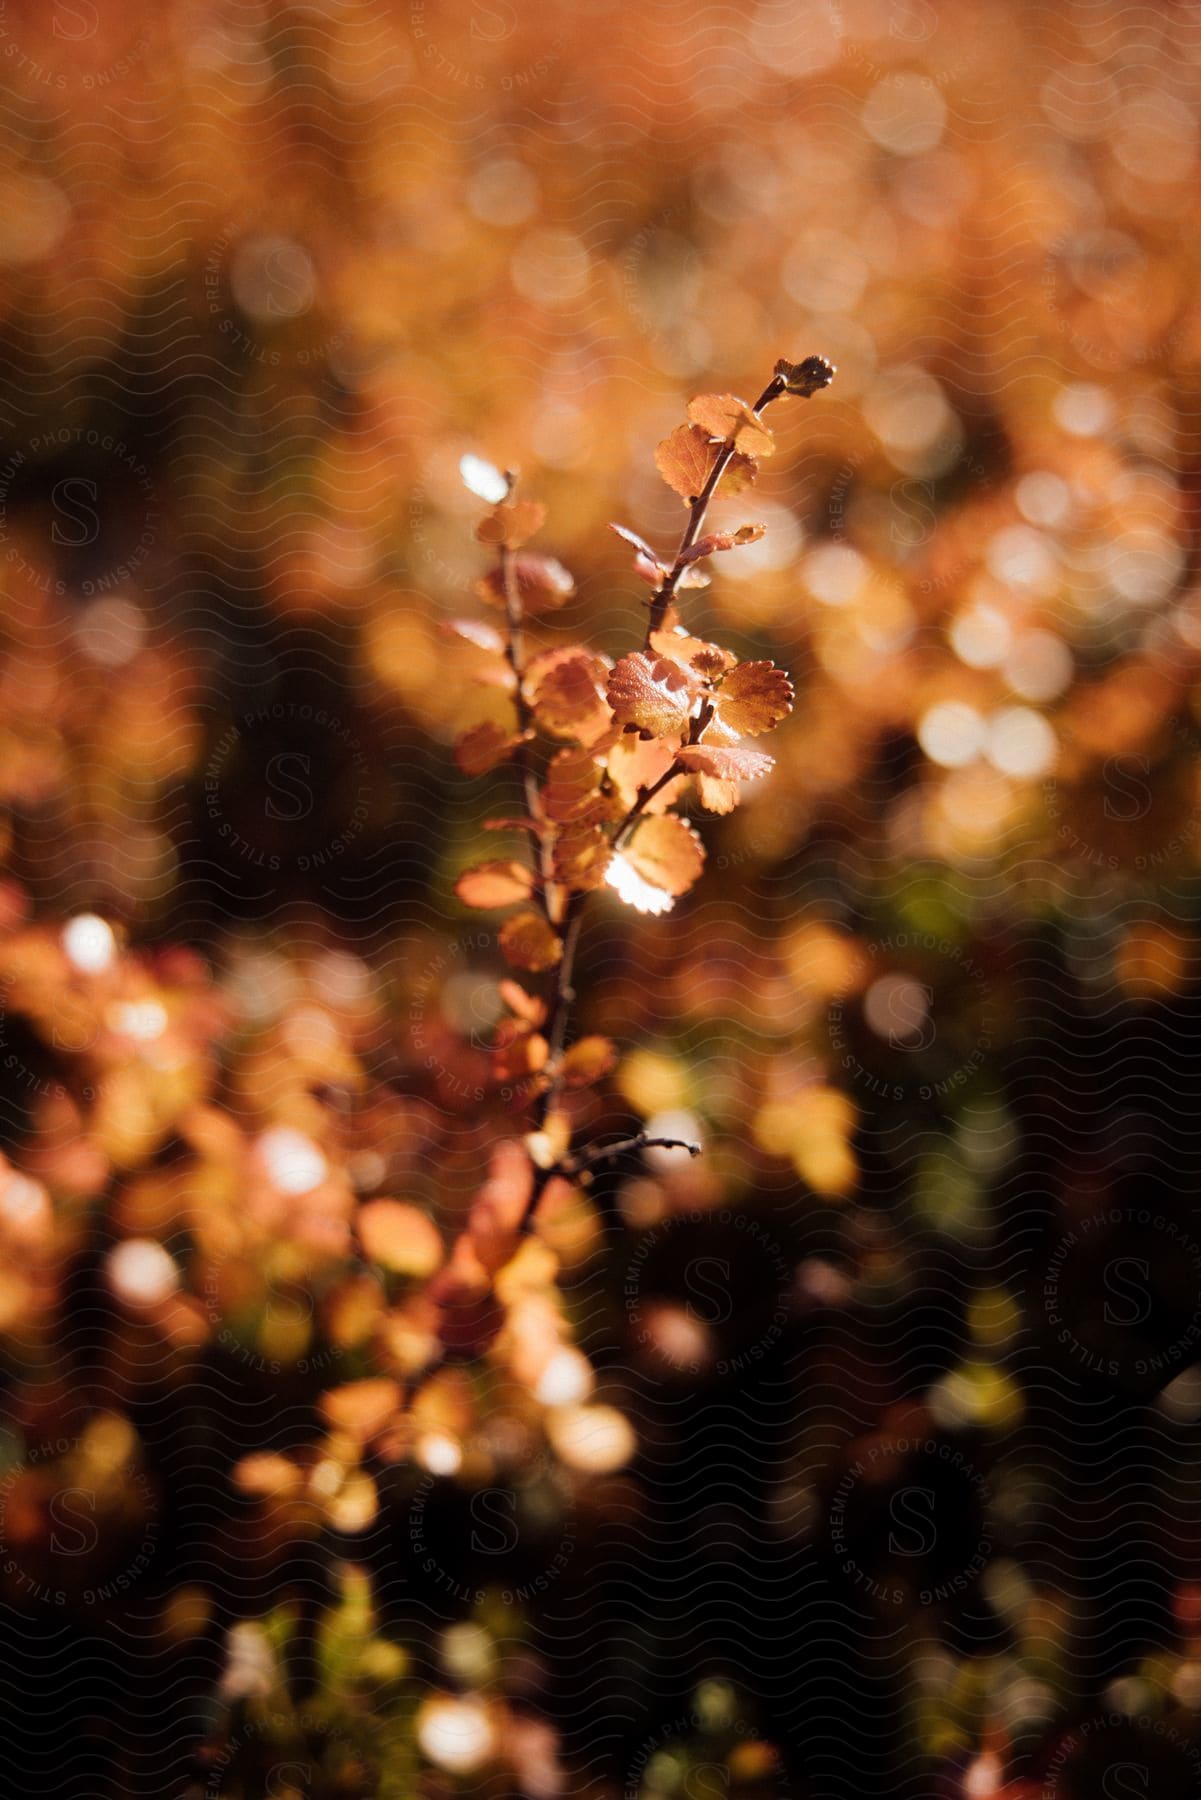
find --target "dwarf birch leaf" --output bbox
[454,860,535,908]
[713,661,794,737]
[624,813,705,898]
[676,743,775,781]
[606,652,695,738]
[687,393,776,457]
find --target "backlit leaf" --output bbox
[712,661,794,736]
[676,743,775,781]
[679,523,766,565]
[606,652,696,738]
[655,423,757,504]
[454,860,535,908]
[624,813,705,898]
[357,1201,444,1277]
[687,393,776,457]
[610,522,659,562]
[695,773,741,814]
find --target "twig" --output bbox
[644,373,785,647]
[565,1132,701,1174]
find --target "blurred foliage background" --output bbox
[3,0,1201,1795]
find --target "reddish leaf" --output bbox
[713,661,794,737]
[687,393,776,457]
[560,1035,617,1089]
[679,523,766,565]
[357,1202,444,1277]
[500,909,562,972]
[476,554,575,613]
[606,652,696,739]
[475,498,547,549]
[454,721,527,777]
[454,860,535,908]
[676,744,776,781]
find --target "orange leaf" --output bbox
[695,773,741,814]
[687,393,776,457]
[624,813,705,898]
[320,1377,402,1440]
[649,627,736,679]
[454,860,535,908]
[500,909,562,972]
[476,554,575,612]
[553,822,613,892]
[713,661,794,737]
[454,721,526,777]
[542,745,615,825]
[677,744,775,781]
[655,423,759,504]
[560,1035,617,1089]
[475,498,546,549]
[606,652,695,738]
[528,649,613,744]
[605,734,681,811]
[358,1201,444,1277]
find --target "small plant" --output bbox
[448,354,836,1246]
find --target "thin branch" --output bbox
[514,360,833,1237]
[565,1132,701,1174]
[644,373,786,646]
